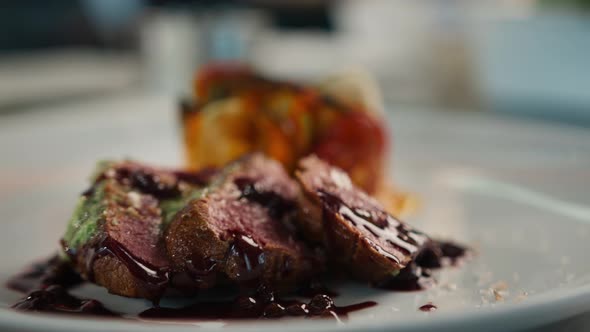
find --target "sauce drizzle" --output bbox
[7,257,374,321]
[419,303,437,312]
[317,189,428,262]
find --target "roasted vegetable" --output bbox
[182,63,388,194]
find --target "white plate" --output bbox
[0,95,589,332]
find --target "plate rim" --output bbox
[0,281,588,332]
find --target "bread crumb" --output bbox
[104,168,116,178]
[127,191,142,209]
[480,281,511,303]
[493,289,504,302]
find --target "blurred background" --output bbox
[0,0,589,125]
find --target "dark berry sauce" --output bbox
[61,235,170,303]
[419,303,437,312]
[228,233,266,284]
[296,279,339,298]
[316,190,468,292]
[234,177,297,219]
[127,170,181,199]
[376,240,469,291]
[12,285,118,316]
[376,263,434,291]
[82,235,170,303]
[317,189,428,262]
[7,256,374,321]
[375,240,468,292]
[7,256,115,316]
[6,255,82,294]
[92,164,214,201]
[173,168,217,186]
[140,293,376,321]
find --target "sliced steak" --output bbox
[61,161,210,300]
[295,155,429,282]
[165,154,317,293]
